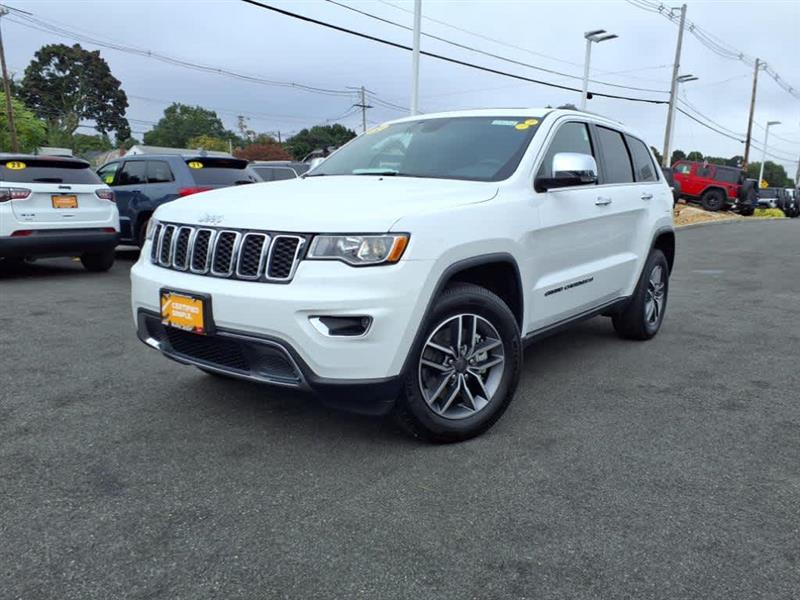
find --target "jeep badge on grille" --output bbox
[198,213,224,225]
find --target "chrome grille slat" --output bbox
[236,233,270,280]
[190,229,214,274]
[152,223,302,283]
[158,225,176,266]
[266,235,305,281]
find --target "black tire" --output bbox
[612,249,669,341]
[393,283,522,443]
[739,206,755,216]
[701,189,725,212]
[80,249,115,272]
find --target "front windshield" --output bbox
[310,116,543,182]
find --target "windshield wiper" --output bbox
[352,169,399,176]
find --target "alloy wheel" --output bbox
[644,265,666,326]
[418,313,505,420]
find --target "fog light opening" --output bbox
[310,315,372,337]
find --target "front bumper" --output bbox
[131,248,435,381]
[136,310,401,415]
[0,229,119,258]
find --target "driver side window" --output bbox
[537,122,594,179]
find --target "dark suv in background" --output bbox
[96,155,259,246]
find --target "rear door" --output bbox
[112,160,148,241]
[2,158,113,226]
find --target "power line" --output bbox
[4,11,358,99]
[241,0,669,106]
[626,0,800,102]
[325,0,669,95]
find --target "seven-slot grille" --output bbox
[151,223,305,282]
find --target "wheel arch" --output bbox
[398,253,524,377]
[651,228,676,274]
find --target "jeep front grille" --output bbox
[152,223,306,283]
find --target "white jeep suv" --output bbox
[1,155,119,271]
[131,109,674,442]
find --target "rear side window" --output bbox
[537,122,594,178]
[146,160,174,184]
[714,168,740,184]
[596,127,633,184]
[696,164,713,178]
[626,136,658,182]
[187,158,258,186]
[0,158,101,184]
[118,161,147,185]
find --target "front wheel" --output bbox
[80,249,115,272]
[612,249,669,340]
[394,283,521,443]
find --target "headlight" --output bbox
[307,234,409,266]
[145,218,160,241]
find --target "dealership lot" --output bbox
[2,221,799,599]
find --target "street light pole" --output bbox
[580,29,618,111]
[666,74,698,163]
[758,121,780,187]
[409,0,422,115]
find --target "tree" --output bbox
[727,155,744,168]
[20,43,130,145]
[650,146,663,166]
[72,133,113,157]
[686,151,704,162]
[0,97,47,153]
[704,156,728,167]
[234,142,292,161]
[670,149,686,165]
[144,103,229,148]
[745,161,790,187]
[187,134,229,152]
[285,124,357,161]
[237,115,256,144]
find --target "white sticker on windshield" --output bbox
[491,120,519,126]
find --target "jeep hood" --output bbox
[154,176,499,232]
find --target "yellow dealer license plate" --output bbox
[52,195,78,208]
[160,290,208,334]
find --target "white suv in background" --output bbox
[131,109,674,442]
[0,155,119,271]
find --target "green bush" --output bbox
[753,208,785,218]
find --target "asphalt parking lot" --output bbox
[2,220,799,600]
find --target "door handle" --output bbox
[641,193,654,201]
[595,197,613,206]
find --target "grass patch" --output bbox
[753,208,785,218]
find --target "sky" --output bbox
[3,0,799,175]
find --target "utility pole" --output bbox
[410,0,422,115]
[743,58,760,168]
[0,5,19,153]
[351,86,372,134]
[661,3,687,168]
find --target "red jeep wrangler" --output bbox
[672,161,749,213]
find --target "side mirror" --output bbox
[535,152,598,192]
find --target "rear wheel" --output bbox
[81,249,115,272]
[612,250,669,341]
[394,283,521,443]
[701,189,725,212]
